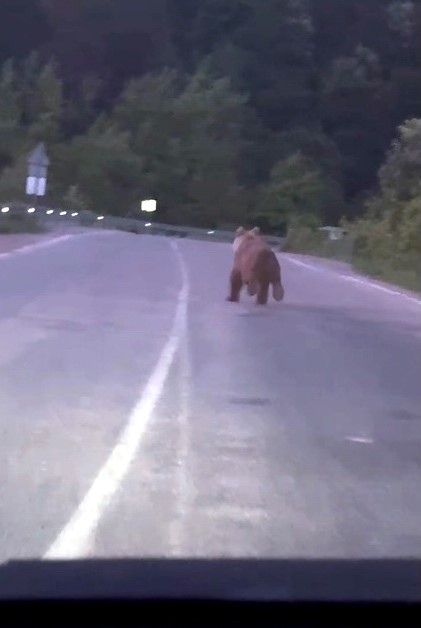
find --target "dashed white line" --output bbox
[44,239,189,560]
[345,436,374,444]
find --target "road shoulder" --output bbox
[280,251,421,305]
[0,233,61,256]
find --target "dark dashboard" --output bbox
[0,558,419,627]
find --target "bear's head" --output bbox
[232,226,260,253]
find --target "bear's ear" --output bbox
[251,226,260,235]
[235,226,245,236]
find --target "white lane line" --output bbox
[340,274,421,306]
[0,231,112,261]
[283,254,421,306]
[44,239,189,560]
[0,235,75,260]
[168,300,193,556]
[345,436,374,444]
[283,256,325,273]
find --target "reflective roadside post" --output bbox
[141,199,157,232]
[26,143,49,210]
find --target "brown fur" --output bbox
[227,227,284,305]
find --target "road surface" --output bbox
[0,230,420,564]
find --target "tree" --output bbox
[203,0,317,132]
[62,75,103,137]
[0,59,22,168]
[112,69,186,217]
[387,1,416,43]
[62,184,87,212]
[256,151,327,232]
[113,67,247,226]
[0,153,28,201]
[51,120,142,213]
[29,59,63,143]
[1,0,421,232]
[369,117,421,250]
[350,118,421,287]
[378,117,421,204]
[322,44,393,200]
[168,70,247,226]
[41,0,173,95]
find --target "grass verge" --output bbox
[283,227,420,293]
[282,227,354,262]
[353,257,421,293]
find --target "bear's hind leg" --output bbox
[247,277,258,296]
[272,281,284,301]
[227,268,243,302]
[256,281,269,305]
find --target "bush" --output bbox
[78,209,97,226]
[0,212,43,234]
[353,255,420,292]
[282,120,421,292]
[283,226,354,262]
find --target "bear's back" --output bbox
[234,233,269,283]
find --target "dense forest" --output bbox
[0,0,420,258]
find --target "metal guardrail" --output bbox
[1,202,285,247]
[97,215,285,247]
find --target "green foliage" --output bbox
[256,152,327,231]
[281,117,421,291]
[204,0,316,131]
[345,118,421,291]
[62,185,87,212]
[283,226,354,262]
[0,212,43,234]
[52,123,143,215]
[378,118,421,203]
[28,60,63,143]
[0,0,420,250]
[0,59,22,168]
[113,67,247,226]
[0,155,28,201]
[397,196,421,254]
[78,209,97,226]
[387,1,416,40]
[322,44,392,199]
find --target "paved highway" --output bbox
[0,230,420,563]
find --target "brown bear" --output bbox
[227,226,284,305]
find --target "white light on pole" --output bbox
[59,211,67,216]
[27,207,36,213]
[1,207,10,213]
[46,209,54,215]
[145,222,152,227]
[97,216,104,221]
[141,199,157,213]
[71,212,78,217]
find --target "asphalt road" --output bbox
[0,230,420,564]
